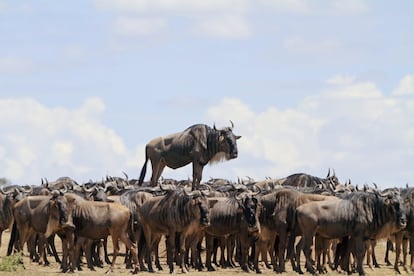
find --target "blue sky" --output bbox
[1,0,413,188]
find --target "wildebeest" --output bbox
[137,188,210,273]
[11,191,74,267]
[138,122,241,190]
[254,188,335,273]
[0,186,28,250]
[61,193,140,274]
[204,192,261,272]
[281,168,340,189]
[292,190,407,276]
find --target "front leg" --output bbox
[192,162,204,191]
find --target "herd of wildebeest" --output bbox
[0,123,413,276]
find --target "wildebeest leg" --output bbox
[47,235,61,263]
[402,236,408,271]
[254,236,265,273]
[108,236,119,274]
[292,237,304,274]
[239,235,250,272]
[302,234,317,275]
[352,236,366,276]
[394,231,403,274]
[109,231,139,274]
[191,162,203,191]
[210,237,218,267]
[38,235,50,266]
[196,240,204,271]
[372,242,380,268]
[134,227,150,271]
[101,237,111,265]
[410,236,414,271]
[166,233,176,273]
[205,234,215,271]
[385,238,393,266]
[150,158,165,187]
[221,237,228,267]
[141,225,155,272]
[315,235,324,273]
[153,234,163,271]
[278,229,288,273]
[228,235,237,267]
[179,229,193,273]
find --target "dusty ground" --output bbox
[0,229,409,275]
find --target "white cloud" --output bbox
[392,74,414,96]
[205,75,414,188]
[193,15,251,39]
[112,16,167,36]
[0,97,138,184]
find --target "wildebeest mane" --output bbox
[157,189,201,227]
[210,196,242,224]
[337,192,397,230]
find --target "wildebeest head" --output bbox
[211,121,241,163]
[382,191,407,230]
[45,191,75,237]
[186,190,210,227]
[236,192,261,234]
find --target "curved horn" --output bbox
[229,120,234,130]
[21,185,33,195]
[122,171,128,180]
[0,185,13,195]
[82,184,96,193]
[213,123,217,131]
[235,191,245,201]
[251,186,261,196]
[326,168,331,178]
[187,190,202,198]
[59,183,68,194]
[200,183,212,192]
[332,168,336,177]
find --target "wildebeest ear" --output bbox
[235,135,241,140]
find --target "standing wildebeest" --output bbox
[254,188,336,273]
[204,192,261,272]
[292,190,407,276]
[138,188,210,273]
[138,122,241,190]
[61,193,140,274]
[0,186,27,250]
[11,191,75,266]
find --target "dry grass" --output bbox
[0,230,410,275]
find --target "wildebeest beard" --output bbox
[206,128,236,164]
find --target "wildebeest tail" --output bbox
[7,221,18,256]
[138,147,149,185]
